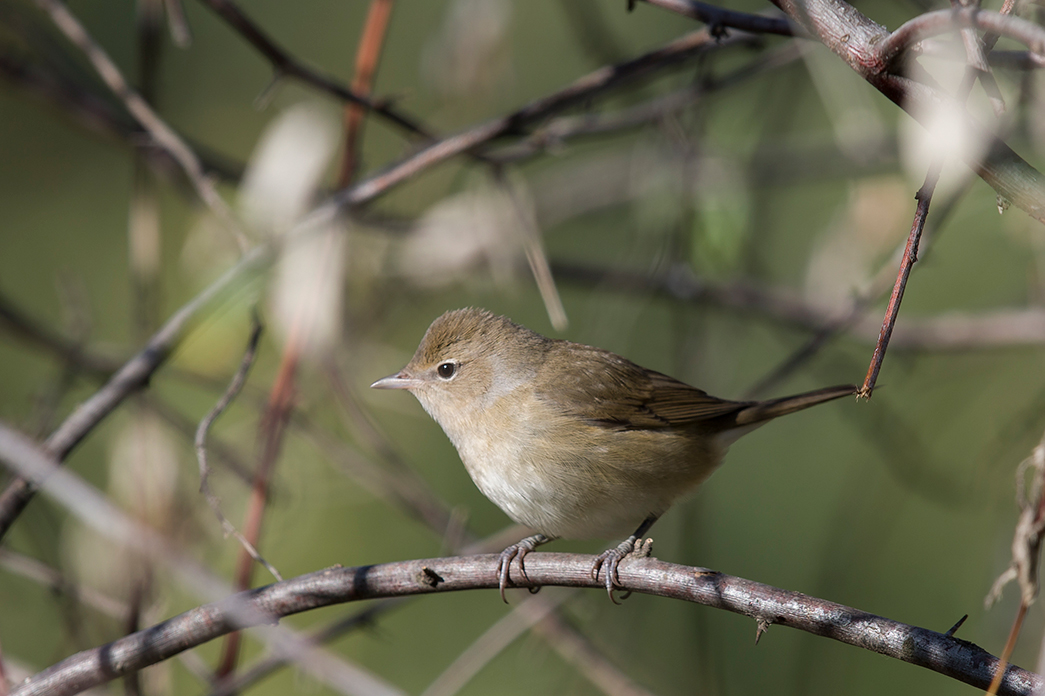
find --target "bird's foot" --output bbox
[498,533,552,603]
[591,536,653,604]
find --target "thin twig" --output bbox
[33,0,250,251]
[336,28,730,208]
[0,420,407,696]
[861,164,939,397]
[195,318,282,582]
[635,0,797,37]
[336,0,395,187]
[0,242,271,543]
[492,169,568,330]
[196,0,429,141]
[491,42,802,164]
[877,6,1045,70]
[985,433,1045,695]
[860,0,1018,397]
[987,603,1029,696]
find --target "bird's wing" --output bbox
[536,342,748,430]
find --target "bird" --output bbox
[371,308,855,601]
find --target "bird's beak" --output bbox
[370,370,422,390]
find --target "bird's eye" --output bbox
[437,361,457,379]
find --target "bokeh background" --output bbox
[1,0,1044,694]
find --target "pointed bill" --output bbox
[370,371,423,390]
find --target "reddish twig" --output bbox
[859,165,940,397]
[336,0,395,187]
[859,0,1019,397]
[987,603,1029,696]
[196,0,428,141]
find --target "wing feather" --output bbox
[535,342,748,430]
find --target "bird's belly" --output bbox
[457,430,716,540]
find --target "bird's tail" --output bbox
[734,384,857,426]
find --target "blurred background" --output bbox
[1,0,1044,694]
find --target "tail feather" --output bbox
[734,384,857,427]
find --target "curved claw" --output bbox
[591,547,627,604]
[497,534,551,602]
[591,536,651,603]
[497,547,520,603]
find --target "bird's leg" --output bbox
[498,533,555,603]
[591,515,658,603]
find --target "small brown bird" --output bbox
[372,308,855,601]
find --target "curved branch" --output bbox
[14,554,1040,696]
[878,7,1045,70]
[741,0,1045,224]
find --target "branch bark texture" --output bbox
[757,0,1045,223]
[14,554,1040,696]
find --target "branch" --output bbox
[551,261,1045,350]
[14,554,1041,696]
[635,0,797,37]
[336,27,736,207]
[33,0,250,250]
[196,0,432,141]
[709,0,1045,224]
[877,6,1045,70]
[0,244,271,542]
[336,0,395,186]
[860,160,941,397]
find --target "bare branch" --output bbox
[860,165,940,398]
[635,0,797,37]
[756,0,1045,223]
[32,0,250,250]
[195,318,282,582]
[336,0,396,186]
[337,28,733,207]
[0,244,271,542]
[877,6,1045,70]
[195,0,431,141]
[13,554,1041,696]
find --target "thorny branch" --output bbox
[12,554,1040,696]
[860,164,941,397]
